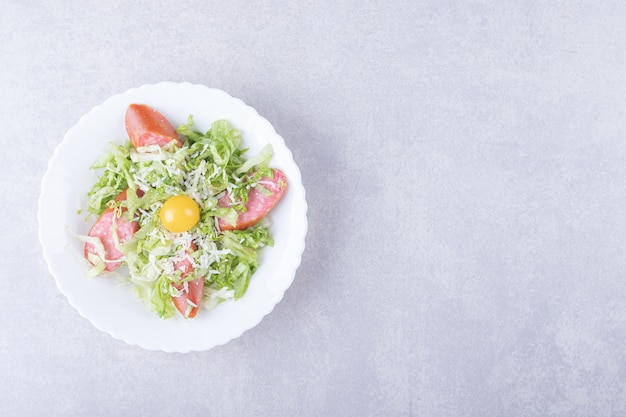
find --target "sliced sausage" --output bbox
[84,207,140,271]
[125,103,182,150]
[171,243,204,318]
[217,169,287,231]
[83,188,144,272]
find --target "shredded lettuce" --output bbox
[84,118,275,319]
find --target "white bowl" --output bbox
[38,82,308,352]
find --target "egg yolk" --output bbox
[159,195,200,233]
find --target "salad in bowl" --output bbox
[38,83,307,352]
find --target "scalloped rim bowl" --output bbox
[38,82,307,352]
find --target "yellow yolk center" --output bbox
[159,195,200,233]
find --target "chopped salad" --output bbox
[79,104,287,319]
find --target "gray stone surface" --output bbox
[1,0,625,416]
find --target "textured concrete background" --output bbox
[1,0,625,416]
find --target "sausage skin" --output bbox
[84,208,139,271]
[125,103,182,150]
[171,243,204,318]
[217,169,287,231]
[83,188,143,271]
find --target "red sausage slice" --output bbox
[171,244,204,318]
[125,104,182,150]
[83,188,144,272]
[84,208,140,271]
[217,169,287,231]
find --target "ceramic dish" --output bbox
[38,82,307,352]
